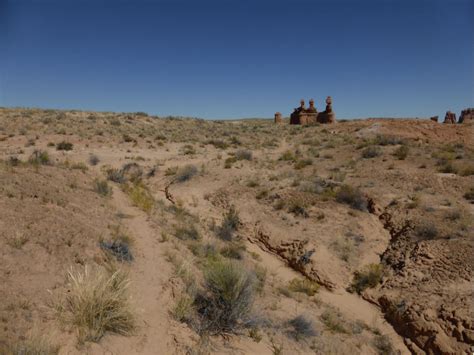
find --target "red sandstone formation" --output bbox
[459,108,474,123]
[289,97,336,125]
[443,111,456,124]
[274,112,283,123]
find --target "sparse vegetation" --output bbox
[351,263,385,294]
[287,315,317,340]
[93,179,112,196]
[288,278,319,296]
[335,185,367,211]
[175,164,198,182]
[56,141,73,151]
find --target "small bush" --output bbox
[351,264,384,294]
[89,154,100,166]
[279,150,295,161]
[207,139,229,149]
[173,295,195,323]
[374,135,402,146]
[28,150,50,165]
[107,168,126,183]
[335,185,367,211]
[288,278,319,296]
[393,145,409,160]
[361,146,381,159]
[373,334,396,355]
[220,243,245,260]
[235,149,252,161]
[56,141,73,151]
[216,206,240,241]
[320,309,349,334]
[224,156,238,169]
[464,187,474,202]
[175,225,201,241]
[175,164,198,182]
[195,260,255,334]
[459,165,474,176]
[415,223,438,240]
[93,179,112,197]
[438,161,457,174]
[287,315,317,340]
[294,158,313,170]
[58,266,134,343]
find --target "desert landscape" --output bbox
[0,107,472,354]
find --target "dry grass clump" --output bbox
[464,187,474,202]
[174,224,201,241]
[123,182,154,213]
[294,158,312,170]
[234,149,252,161]
[6,334,59,355]
[373,334,397,355]
[320,309,349,334]
[350,263,385,294]
[57,266,135,343]
[287,278,319,296]
[88,154,100,166]
[335,185,367,211]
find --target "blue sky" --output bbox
[1,0,473,119]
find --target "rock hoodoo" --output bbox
[289,97,336,125]
[443,111,457,124]
[459,108,474,123]
[274,112,283,123]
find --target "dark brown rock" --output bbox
[443,111,456,124]
[458,108,474,123]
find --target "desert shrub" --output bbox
[279,150,295,161]
[288,278,319,296]
[57,266,134,343]
[287,315,317,340]
[122,134,135,143]
[288,198,309,217]
[88,154,100,166]
[320,309,349,334]
[100,227,133,262]
[224,156,238,168]
[124,182,154,213]
[415,223,438,240]
[235,149,252,161]
[207,139,229,149]
[7,156,21,166]
[175,164,198,182]
[93,179,112,197]
[373,334,396,355]
[28,150,50,165]
[361,146,381,159]
[220,243,245,260]
[56,141,73,151]
[393,145,409,160]
[215,206,240,241]
[464,187,474,202]
[459,165,474,176]
[294,158,312,170]
[195,260,255,334]
[351,263,384,294]
[438,161,457,174]
[373,135,402,146]
[7,335,59,355]
[107,168,126,183]
[335,185,367,211]
[174,225,201,241]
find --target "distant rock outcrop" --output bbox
[289,97,336,125]
[430,116,438,122]
[274,112,283,123]
[459,108,474,123]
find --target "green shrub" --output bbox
[196,260,255,334]
[124,182,154,213]
[351,264,384,294]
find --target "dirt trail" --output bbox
[92,187,180,355]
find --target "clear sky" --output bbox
[1,0,473,119]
